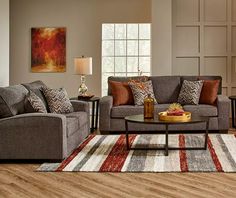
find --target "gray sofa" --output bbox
[0,81,90,161]
[99,76,230,134]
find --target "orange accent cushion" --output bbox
[109,81,134,106]
[199,80,220,105]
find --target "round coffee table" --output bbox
[124,114,209,156]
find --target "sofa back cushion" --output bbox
[108,76,144,96]
[181,76,222,94]
[22,80,49,111]
[149,76,181,104]
[0,85,28,118]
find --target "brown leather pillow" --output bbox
[109,81,134,106]
[199,80,220,105]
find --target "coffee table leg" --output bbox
[125,120,129,150]
[204,119,209,149]
[165,124,169,156]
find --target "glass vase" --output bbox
[144,94,154,119]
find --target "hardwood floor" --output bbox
[1,129,236,198]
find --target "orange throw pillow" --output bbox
[109,81,134,106]
[199,80,220,105]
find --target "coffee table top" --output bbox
[125,114,208,125]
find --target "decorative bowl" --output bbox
[158,111,191,122]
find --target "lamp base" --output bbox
[78,75,88,96]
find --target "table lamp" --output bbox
[74,56,92,96]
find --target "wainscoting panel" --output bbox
[173,0,235,97]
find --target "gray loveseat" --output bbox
[0,81,90,161]
[99,76,230,134]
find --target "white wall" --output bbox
[10,0,151,96]
[151,0,172,76]
[0,0,9,87]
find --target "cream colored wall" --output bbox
[0,0,9,87]
[151,0,172,75]
[10,0,151,97]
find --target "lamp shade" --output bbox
[74,57,92,75]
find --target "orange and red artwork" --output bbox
[31,27,66,72]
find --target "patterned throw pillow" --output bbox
[27,91,47,113]
[42,87,73,114]
[178,80,203,105]
[128,80,157,106]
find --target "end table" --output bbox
[70,96,100,132]
[229,96,236,128]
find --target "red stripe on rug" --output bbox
[179,135,188,172]
[207,137,223,172]
[56,134,95,172]
[99,134,136,172]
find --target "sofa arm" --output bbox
[0,113,67,160]
[70,100,89,113]
[70,100,90,133]
[217,95,230,130]
[99,96,113,132]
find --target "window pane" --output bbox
[139,40,150,56]
[115,73,126,76]
[102,72,113,94]
[139,24,150,39]
[127,73,139,77]
[115,24,126,39]
[102,41,114,56]
[115,57,126,72]
[115,41,126,56]
[127,57,138,72]
[127,40,138,56]
[127,24,138,39]
[102,57,114,72]
[139,57,151,72]
[102,24,114,40]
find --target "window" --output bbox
[101,23,151,96]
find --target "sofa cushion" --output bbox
[65,112,88,137]
[199,80,220,105]
[0,85,28,118]
[183,104,218,116]
[22,80,49,111]
[111,104,170,118]
[42,87,73,114]
[27,91,47,113]
[181,76,222,94]
[149,76,181,104]
[178,80,203,105]
[128,80,157,105]
[109,80,134,106]
[108,76,146,95]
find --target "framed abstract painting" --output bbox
[31,27,66,72]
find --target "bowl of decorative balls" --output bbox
[158,103,191,122]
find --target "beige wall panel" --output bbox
[204,57,227,83]
[0,0,9,86]
[176,0,199,23]
[222,87,228,96]
[231,87,236,95]
[204,0,227,22]
[204,26,227,55]
[232,57,236,82]
[173,57,199,75]
[232,27,236,53]
[233,0,236,21]
[176,27,199,56]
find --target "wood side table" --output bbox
[70,96,100,132]
[229,96,236,128]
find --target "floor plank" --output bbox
[1,128,236,198]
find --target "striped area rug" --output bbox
[38,134,236,172]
